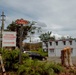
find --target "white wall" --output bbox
[48,40,76,57]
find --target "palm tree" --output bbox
[39,31,55,51]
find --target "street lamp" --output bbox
[15,18,29,64]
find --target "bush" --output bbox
[49,62,64,74]
[0,48,64,75]
[1,48,29,71]
[31,48,48,57]
[17,60,64,75]
[2,49,19,71]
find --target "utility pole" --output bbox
[0,11,5,48]
[19,25,23,64]
[0,12,6,75]
[1,11,5,32]
[15,19,28,64]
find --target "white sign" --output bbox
[2,31,16,47]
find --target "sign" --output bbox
[15,19,28,25]
[2,31,16,47]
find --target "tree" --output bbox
[39,31,55,51]
[7,19,35,48]
[39,31,55,41]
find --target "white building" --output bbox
[42,42,48,52]
[48,39,76,57]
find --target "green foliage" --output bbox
[7,20,31,48]
[1,48,64,75]
[17,60,64,75]
[39,31,55,42]
[1,49,29,71]
[38,48,48,56]
[48,62,64,74]
[39,31,55,52]
[2,49,19,71]
[0,48,2,53]
[31,48,48,57]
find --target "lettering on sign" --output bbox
[2,32,16,47]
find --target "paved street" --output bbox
[47,57,76,65]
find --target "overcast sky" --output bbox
[0,0,76,38]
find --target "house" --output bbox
[48,39,76,57]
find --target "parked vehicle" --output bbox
[24,51,47,60]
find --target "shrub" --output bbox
[49,62,64,74]
[0,48,64,75]
[2,49,19,71]
[17,60,63,75]
[31,48,48,57]
[2,49,29,71]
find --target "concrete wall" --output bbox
[48,39,76,57]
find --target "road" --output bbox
[47,57,76,65]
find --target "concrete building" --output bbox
[48,39,76,57]
[42,42,48,52]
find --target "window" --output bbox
[49,48,54,53]
[63,41,66,45]
[71,48,73,53]
[69,41,72,45]
[55,41,58,45]
[49,42,52,46]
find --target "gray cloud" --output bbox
[0,0,76,38]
